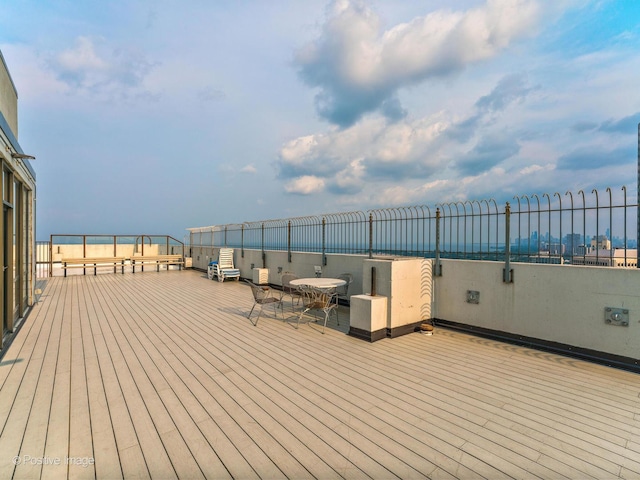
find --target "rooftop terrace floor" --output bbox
[0,270,639,479]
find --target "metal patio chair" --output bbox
[336,273,353,305]
[295,285,338,334]
[246,280,282,326]
[334,272,353,323]
[280,272,302,311]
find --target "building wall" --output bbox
[0,49,36,349]
[0,51,18,138]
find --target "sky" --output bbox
[1,0,639,241]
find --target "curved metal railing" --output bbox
[189,186,638,270]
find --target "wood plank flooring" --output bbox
[0,270,639,479]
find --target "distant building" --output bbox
[572,249,637,267]
[564,233,582,255]
[591,235,611,250]
[0,49,37,350]
[528,255,564,265]
[543,242,565,256]
[575,244,589,256]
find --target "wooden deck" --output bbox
[0,270,639,479]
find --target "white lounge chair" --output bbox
[212,248,241,282]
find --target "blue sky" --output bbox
[1,0,639,240]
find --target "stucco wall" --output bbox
[191,247,366,295]
[189,248,640,360]
[433,259,640,359]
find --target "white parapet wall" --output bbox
[191,247,366,295]
[189,248,640,366]
[434,259,640,363]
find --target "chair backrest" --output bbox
[337,273,353,296]
[300,285,335,310]
[218,248,235,269]
[281,273,299,293]
[245,280,271,302]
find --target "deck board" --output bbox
[1,270,639,479]
[5,280,64,479]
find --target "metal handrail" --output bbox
[46,234,185,277]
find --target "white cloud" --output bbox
[240,164,257,174]
[332,158,366,194]
[279,135,322,165]
[49,36,157,101]
[278,114,451,185]
[56,36,108,74]
[519,164,553,176]
[277,71,539,196]
[197,86,226,103]
[284,175,325,195]
[3,0,637,236]
[0,44,67,103]
[296,0,544,126]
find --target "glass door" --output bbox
[2,204,8,335]
[13,180,21,321]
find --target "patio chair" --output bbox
[214,248,241,282]
[295,285,338,334]
[206,260,217,280]
[334,272,353,323]
[336,273,353,305]
[280,272,302,311]
[245,280,282,326]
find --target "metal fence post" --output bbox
[368,213,373,259]
[503,202,513,283]
[322,217,327,266]
[241,224,245,258]
[371,267,377,296]
[623,186,628,266]
[261,223,266,268]
[554,192,563,262]
[593,189,599,265]
[435,208,442,276]
[607,187,613,265]
[49,235,53,277]
[287,220,292,263]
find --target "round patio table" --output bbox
[289,277,346,289]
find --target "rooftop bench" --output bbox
[62,257,127,277]
[131,254,184,273]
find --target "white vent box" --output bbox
[253,268,269,285]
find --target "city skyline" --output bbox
[1,0,639,240]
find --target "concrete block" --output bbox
[349,294,388,342]
[363,258,432,337]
